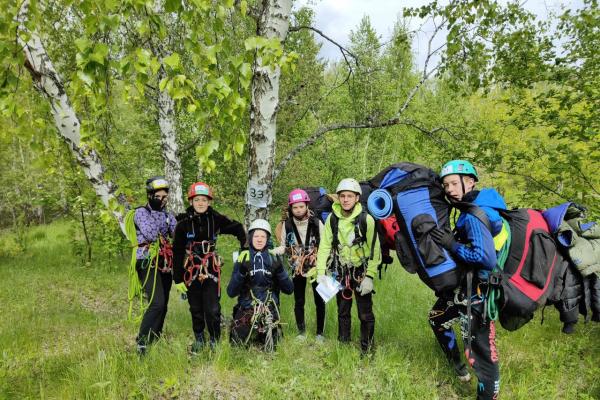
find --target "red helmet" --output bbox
[288,189,310,205]
[187,182,213,200]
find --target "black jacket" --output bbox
[172,206,246,284]
[227,250,293,310]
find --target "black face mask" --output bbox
[148,195,165,211]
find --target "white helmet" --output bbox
[248,218,272,235]
[336,178,362,195]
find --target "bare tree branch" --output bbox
[396,16,446,117]
[178,135,203,156]
[494,168,572,202]
[274,16,451,181]
[288,25,359,64]
[273,118,450,181]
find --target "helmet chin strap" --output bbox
[460,175,466,200]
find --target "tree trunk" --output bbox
[157,67,184,214]
[244,0,292,226]
[17,0,127,233]
[152,2,184,214]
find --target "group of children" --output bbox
[132,177,379,354]
[130,160,521,400]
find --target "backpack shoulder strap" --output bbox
[284,218,301,246]
[330,212,340,249]
[358,211,378,261]
[454,202,492,232]
[310,215,321,246]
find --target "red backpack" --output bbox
[494,209,565,331]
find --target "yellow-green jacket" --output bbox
[316,202,381,278]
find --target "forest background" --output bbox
[0,0,598,398]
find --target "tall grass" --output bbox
[0,222,598,399]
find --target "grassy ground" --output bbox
[0,221,598,399]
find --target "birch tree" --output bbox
[244,0,293,224]
[15,0,127,233]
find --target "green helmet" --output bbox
[440,160,479,181]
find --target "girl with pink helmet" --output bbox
[274,189,326,341]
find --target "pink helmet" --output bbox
[288,189,310,206]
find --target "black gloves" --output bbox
[237,262,249,276]
[430,227,457,251]
[381,253,394,265]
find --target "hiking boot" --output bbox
[296,333,307,341]
[208,339,217,351]
[136,343,147,357]
[453,362,471,382]
[562,322,576,334]
[591,312,600,323]
[315,334,325,344]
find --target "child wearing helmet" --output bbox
[315,178,381,355]
[428,160,507,400]
[227,219,294,350]
[131,176,176,355]
[274,189,326,340]
[172,182,246,352]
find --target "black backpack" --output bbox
[455,202,566,331]
[300,187,333,223]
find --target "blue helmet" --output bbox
[440,160,479,181]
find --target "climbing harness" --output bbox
[284,214,319,277]
[245,289,281,352]
[287,242,317,277]
[183,240,223,295]
[124,209,173,322]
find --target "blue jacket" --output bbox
[227,249,293,310]
[453,189,507,277]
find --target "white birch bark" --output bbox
[157,67,184,214]
[245,0,293,225]
[152,2,184,214]
[16,0,127,233]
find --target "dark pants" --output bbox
[136,260,172,345]
[293,276,326,335]
[187,278,221,342]
[336,281,375,352]
[429,294,464,366]
[467,310,500,400]
[429,294,500,400]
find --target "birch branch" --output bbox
[16,0,127,233]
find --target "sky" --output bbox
[294,0,576,68]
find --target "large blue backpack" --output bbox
[369,163,459,294]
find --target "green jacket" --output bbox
[559,218,600,277]
[316,202,381,278]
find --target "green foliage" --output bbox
[0,231,24,259]
[1,222,598,399]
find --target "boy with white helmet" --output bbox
[315,178,381,355]
[227,219,294,350]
